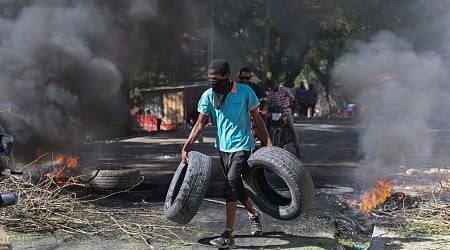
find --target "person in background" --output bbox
[238,67,269,141]
[238,67,267,102]
[335,95,345,117]
[267,77,302,157]
[284,81,297,117]
[306,83,318,118]
[181,59,272,248]
[295,81,308,117]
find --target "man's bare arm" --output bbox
[250,108,272,147]
[182,112,209,163]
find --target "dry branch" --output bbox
[0,171,193,248]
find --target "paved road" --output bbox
[69,118,360,249]
[9,118,450,249]
[75,118,362,201]
[6,118,350,250]
[295,119,361,187]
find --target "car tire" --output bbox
[84,167,141,191]
[244,146,314,220]
[164,151,212,225]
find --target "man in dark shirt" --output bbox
[305,83,318,118]
[238,67,269,140]
[296,81,308,117]
[238,67,266,101]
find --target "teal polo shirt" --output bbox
[198,82,259,152]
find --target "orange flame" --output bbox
[44,166,65,184]
[66,157,78,169]
[54,155,65,164]
[360,180,392,215]
[44,154,80,185]
[348,180,392,216]
[53,155,79,168]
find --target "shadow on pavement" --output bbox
[198,231,335,249]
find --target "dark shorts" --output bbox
[219,150,251,203]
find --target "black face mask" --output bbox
[209,78,233,109]
[210,78,232,95]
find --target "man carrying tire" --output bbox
[181,59,272,248]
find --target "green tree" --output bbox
[303,0,434,112]
[126,0,437,115]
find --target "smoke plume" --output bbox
[334,2,450,182]
[0,1,157,159]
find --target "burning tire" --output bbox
[84,167,141,191]
[244,146,314,220]
[164,151,212,225]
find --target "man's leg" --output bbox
[225,201,237,230]
[220,151,240,231]
[286,113,301,157]
[219,151,250,217]
[235,151,263,236]
[241,199,263,236]
[226,151,263,235]
[210,151,237,248]
[242,200,255,214]
[218,151,263,236]
[310,104,316,117]
[300,103,308,116]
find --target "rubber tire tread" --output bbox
[88,168,141,190]
[164,151,212,225]
[245,146,314,220]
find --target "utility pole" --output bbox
[262,0,270,84]
[207,0,215,66]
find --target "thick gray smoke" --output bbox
[0,1,156,159]
[334,3,450,181]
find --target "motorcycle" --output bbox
[267,106,301,158]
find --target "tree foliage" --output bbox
[128,0,436,101]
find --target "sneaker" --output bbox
[210,229,235,249]
[249,209,263,236]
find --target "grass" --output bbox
[404,222,450,235]
[338,239,369,249]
